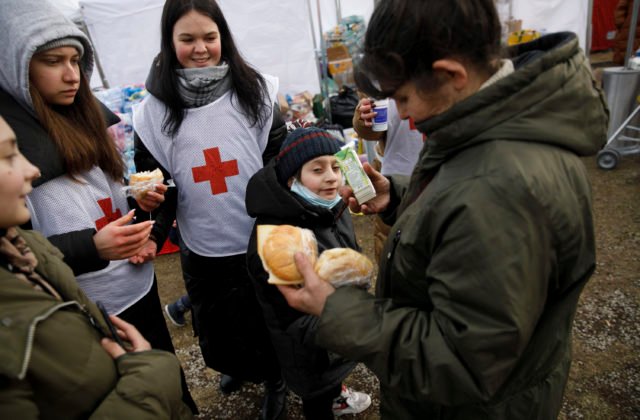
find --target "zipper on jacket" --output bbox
[331,203,350,248]
[331,221,349,248]
[18,301,86,380]
[384,229,402,286]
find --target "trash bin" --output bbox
[602,67,640,139]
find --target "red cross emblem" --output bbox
[192,147,239,195]
[409,118,427,141]
[95,198,122,231]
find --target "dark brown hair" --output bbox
[157,0,270,136]
[355,0,503,98]
[30,70,125,180]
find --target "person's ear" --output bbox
[432,59,468,91]
[287,177,294,188]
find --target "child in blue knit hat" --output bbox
[245,127,372,419]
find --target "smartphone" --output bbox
[96,301,127,349]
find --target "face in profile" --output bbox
[29,46,82,106]
[296,155,342,200]
[0,118,40,228]
[173,10,222,69]
[391,79,457,124]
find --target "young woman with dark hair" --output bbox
[277,0,609,418]
[0,0,197,413]
[153,0,272,136]
[133,1,287,418]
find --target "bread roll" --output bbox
[257,224,318,285]
[315,248,374,288]
[129,168,164,199]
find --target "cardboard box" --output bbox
[326,44,350,62]
[328,58,354,87]
[277,93,289,115]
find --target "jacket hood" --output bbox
[145,54,163,98]
[246,160,339,226]
[0,0,94,114]
[415,32,608,172]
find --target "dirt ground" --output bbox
[153,153,640,419]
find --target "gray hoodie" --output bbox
[0,0,93,114]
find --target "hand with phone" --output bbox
[97,302,151,358]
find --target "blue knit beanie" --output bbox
[276,127,341,185]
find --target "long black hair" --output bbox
[157,0,270,136]
[355,0,502,98]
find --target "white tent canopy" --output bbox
[51,0,82,21]
[50,0,590,95]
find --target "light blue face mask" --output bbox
[290,178,343,209]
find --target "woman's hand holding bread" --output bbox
[129,169,166,212]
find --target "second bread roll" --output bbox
[315,248,374,288]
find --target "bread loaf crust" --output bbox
[258,225,318,284]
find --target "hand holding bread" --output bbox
[129,168,164,200]
[129,168,166,212]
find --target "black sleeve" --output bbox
[133,131,177,251]
[261,104,287,165]
[47,229,109,276]
[20,220,108,275]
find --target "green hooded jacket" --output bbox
[0,229,192,419]
[315,33,608,419]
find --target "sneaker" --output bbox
[332,385,372,416]
[219,374,244,394]
[164,302,185,327]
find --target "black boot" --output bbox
[260,378,287,420]
[219,374,243,394]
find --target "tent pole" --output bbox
[78,20,109,89]
[307,0,325,111]
[316,0,332,122]
[306,0,318,53]
[624,0,640,68]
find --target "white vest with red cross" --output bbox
[26,166,154,315]
[133,75,278,257]
[380,100,425,176]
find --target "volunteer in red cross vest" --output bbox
[132,1,288,419]
[0,0,198,413]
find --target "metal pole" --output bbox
[78,20,109,88]
[306,0,318,52]
[625,0,640,69]
[335,0,342,24]
[316,0,332,122]
[306,0,324,102]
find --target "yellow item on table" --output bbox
[507,30,541,46]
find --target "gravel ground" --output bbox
[155,154,640,419]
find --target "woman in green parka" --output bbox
[0,116,191,419]
[277,0,608,419]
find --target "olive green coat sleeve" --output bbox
[90,351,192,419]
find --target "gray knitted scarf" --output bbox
[175,62,231,108]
